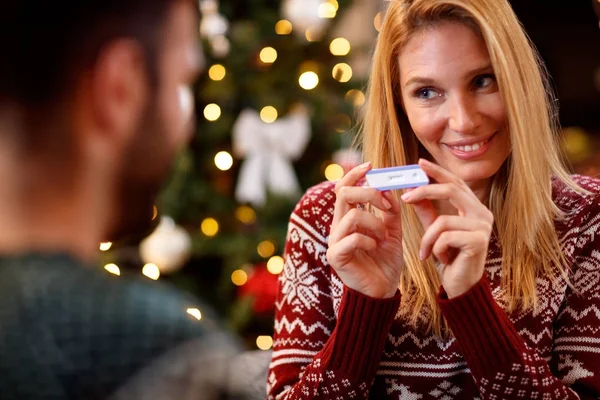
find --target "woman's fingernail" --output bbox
[419,249,424,260]
[382,197,392,210]
[401,192,411,201]
[359,161,372,169]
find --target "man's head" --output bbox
[0,0,203,243]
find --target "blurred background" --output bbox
[99,0,600,350]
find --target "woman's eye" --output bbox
[474,74,496,89]
[415,88,439,100]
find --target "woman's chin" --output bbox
[446,160,500,184]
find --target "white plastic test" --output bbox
[365,165,429,191]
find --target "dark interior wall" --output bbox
[510,0,600,130]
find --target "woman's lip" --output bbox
[442,132,497,147]
[443,132,497,160]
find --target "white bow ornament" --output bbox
[232,107,311,206]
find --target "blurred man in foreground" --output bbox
[0,1,242,398]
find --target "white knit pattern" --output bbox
[268,176,600,399]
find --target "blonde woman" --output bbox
[268,0,600,398]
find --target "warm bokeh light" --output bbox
[260,106,278,123]
[267,256,285,275]
[214,151,233,171]
[256,335,274,350]
[325,0,339,11]
[142,263,160,280]
[231,269,249,286]
[201,218,220,237]
[333,114,352,133]
[211,35,230,57]
[374,12,383,32]
[104,263,120,276]
[99,242,112,252]
[563,126,591,163]
[299,71,319,90]
[318,2,337,18]
[152,205,158,221]
[208,64,226,81]
[329,38,351,56]
[235,206,257,225]
[345,89,366,107]
[187,308,202,320]
[305,27,321,42]
[332,63,353,82]
[275,19,293,35]
[257,240,276,258]
[204,103,221,121]
[259,47,278,64]
[325,163,345,182]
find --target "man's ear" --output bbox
[88,39,149,143]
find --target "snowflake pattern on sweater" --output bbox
[268,175,600,399]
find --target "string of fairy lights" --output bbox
[98,0,384,351]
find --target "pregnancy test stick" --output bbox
[365,165,429,191]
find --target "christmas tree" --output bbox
[101,0,374,349]
[98,0,600,350]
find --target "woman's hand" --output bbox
[401,159,493,298]
[326,162,403,299]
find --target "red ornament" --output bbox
[239,263,279,314]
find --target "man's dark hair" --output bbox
[0,0,184,108]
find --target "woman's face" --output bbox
[398,22,511,187]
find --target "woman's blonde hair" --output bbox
[360,0,581,336]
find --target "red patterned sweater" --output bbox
[267,175,600,399]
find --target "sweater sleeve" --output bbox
[267,183,400,400]
[438,196,600,399]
